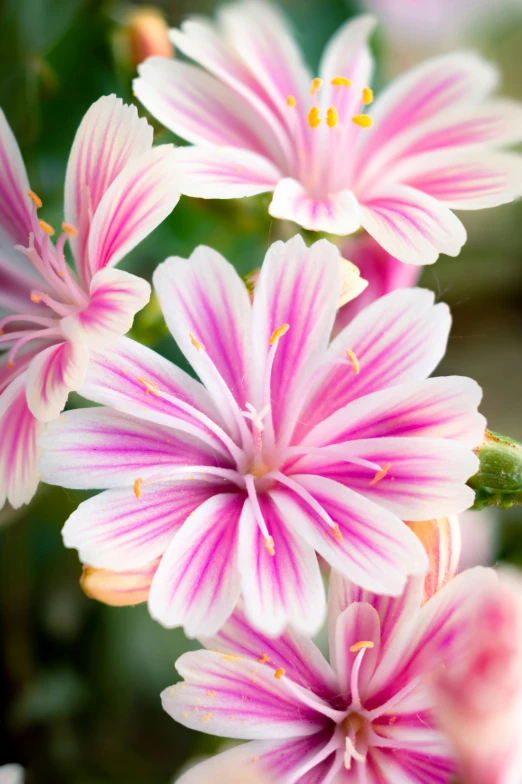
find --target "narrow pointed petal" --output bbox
[60,268,151,349]
[25,341,89,422]
[334,602,381,699]
[88,144,180,274]
[80,558,159,606]
[64,95,153,282]
[0,373,43,510]
[269,178,361,235]
[148,493,243,636]
[62,481,218,570]
[238,494,325,638]
[0,109,32,246]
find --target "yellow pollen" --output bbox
[133,478,143,499]
[207,690,216,697]
[223,654,242,661]
[7,361,14,368]
[269,323,290,345]
[189,332,205,351]
[286,95,297,107]
[310,77,323,95]
[370,463,390,486]
[137,376,160,396]
[307,106,321,128]
[349,640,375,653]
[202,713,213,721]
[362,87,374,105]
[332,523,343,541]
[264,536,275,556]
[38,219,55,236]
[326,106,339,128]
[274,667,286,679]
[27,190,42,208]
[352,114,373,128]
[30,293,42,303]
[62,222,78,236]
[346,349,360,375]
[331,76,352,87]
[259,654,270,664]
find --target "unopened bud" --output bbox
[81,558,159,606]
[468,430,522,510]
[116,6,173,70]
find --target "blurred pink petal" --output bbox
[458,508,499,570]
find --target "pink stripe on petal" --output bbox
[269,178,361,235]
[25,340,89,422]
[0,109,32,246]
[334,602,381,700]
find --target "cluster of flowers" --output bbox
[2,2,522,781]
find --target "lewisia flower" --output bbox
[40,236,484,638]
[134,1,522,264]
[0,95,180,510]
[162,558,495,782]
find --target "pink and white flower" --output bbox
[0,95,180,510]
[163,560,496,783]
[40,235,484,638]
[133,1,522,264]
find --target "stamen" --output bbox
[137,376,160,396]
[350,641,375,653]
[38,219,55,236]
[362,87,374,105]
[308,107,321,128]
[331,76,352,87]
[62,222,78,236]
[352,115,373,128]
[346,349,360,374]
[30,294,42,303]
[350,646,370,709]
[326,106,339,128]
[241,402,271,432]
[265,536,275,556]
[189,332,205,351]
[133,478,143,499]
[286,95,297,107]
[344,736,366,769]
[27,190,42,208]
[333,523,343,541]
[259,654,270,664]
[245,475,274,551]
[274,667,286,679]
[310,77,323,95]
[369,463,390,486]
[269,323,290,345]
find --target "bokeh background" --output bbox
[1,0,522,781]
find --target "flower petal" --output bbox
[39,407,226,489]
[60,268,150,349]
[173,145,280,198]
[366,747,456,784]
[358,184,467,266]
[271,475,427,596]
[87,144,180,274]
[334,602,381,700]
[408,516,461,603]
[269,178,361,235]
[64,95,153,283]
[25,341,89,422]
[0,109,32,246]
[0,373,43,510]
[238,493,325,637]
[0,245,42,315]
[80,559,159,607]
[62,480,218,570]
[148,493,243,636]
[163,649,327,739]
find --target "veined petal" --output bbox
[25,341,89,422]
[334,602,381,700]
[81,558,159,606]
[238,493,325,638]
[366,747,456,784]
[173,145,281,199]
[269,178,361,235]
[271,476,427,596]
[163,649,327,739]
[62,480,218,571]
[148,493,243,636]
[0,245,43,315]
[0,109,32,246]
[87,144,180,274]
[0,373,43,510]
[408,517,461,602]
[39,407,228,489]
[60,268,151,349]
[64,95,153,283]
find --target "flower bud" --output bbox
[80,559,159,606]
[118,6,173,70]
[468,430,522,510]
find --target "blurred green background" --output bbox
[1,0,522,781]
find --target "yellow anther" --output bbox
[326,106,339,128]
[349,640,375,653]
[269,323,289,345]
[30,293,42,303]
[27,190,42,209]
[259,654,270,664]
[310,77,323,95]
[207,690,216,697]
[331,76,352,87]
[346,349,360,375]
[133,478,143,499]
[332,523,343,542]
[62,222,78,237]
[370,463,390,486]
[274,667,286,679]
[362,87,374,105]
[137,376,160,396]
[352,114,373,128]
[264,536,275,556]
[6,361,14,369]
[202,713,213,721]
[223,653,242,661]
[286,95,297,107]
[38,219,55,236]
[189,332,205,351]
[307,106,321,128]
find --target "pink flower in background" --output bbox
[0,95,180,510]
[435,568,522,784]
[41,235,484,638]
[133,1,522,264]
[163,563,495,783]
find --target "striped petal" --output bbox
[269,178,361,235]
[0,109,32,246]
[25,340,89,422]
